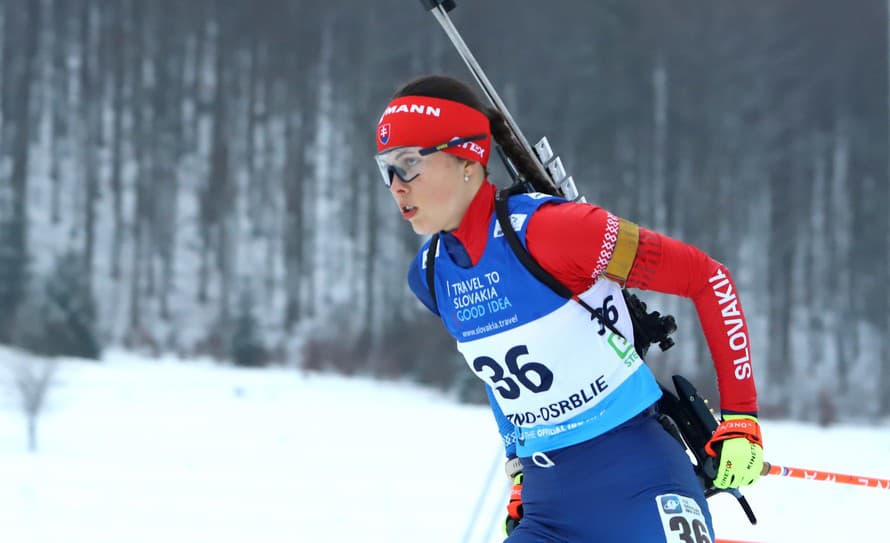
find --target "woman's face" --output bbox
[388,152,476,235]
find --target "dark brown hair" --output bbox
[393,75,551,190]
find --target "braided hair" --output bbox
[393,75,555,194]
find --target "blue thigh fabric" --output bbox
[506,410,715,543]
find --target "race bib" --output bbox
[457,280,642,426]
[655,494,713,543]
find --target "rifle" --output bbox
[419,0,580,201]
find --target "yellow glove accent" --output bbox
[711,414,764,489]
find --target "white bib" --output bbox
[458,280,643,426]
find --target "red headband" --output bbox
[376,96,492,166]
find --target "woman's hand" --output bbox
[705,414,764,488]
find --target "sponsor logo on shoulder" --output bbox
[493,214,529,238]
[526,192,550,200]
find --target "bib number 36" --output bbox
[655,494,712,543]
[472,345,554,400]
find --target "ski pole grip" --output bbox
[419,0,457,11]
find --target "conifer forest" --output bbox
[0,0,887,421]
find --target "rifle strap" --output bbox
[424,189,629,343]
[492,188,627,341]
[425,235,439,310]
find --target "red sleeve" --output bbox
[524,202,619,294]
[627,227,757,414]
[526,205,758,414]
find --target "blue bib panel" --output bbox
[414,193,662,456]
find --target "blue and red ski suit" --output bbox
[408,181,757,542]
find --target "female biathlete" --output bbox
[374,74,764,542]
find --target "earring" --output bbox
[464,174,470,183]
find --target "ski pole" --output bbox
[481,478,511,543]
[762,461,890,489]
[461,445,507,543]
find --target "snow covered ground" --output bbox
[1,347,888,543]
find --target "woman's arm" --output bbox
[625,227,757,414]
[526,203,757,414]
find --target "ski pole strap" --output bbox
[704,417,762,456]
[504,457,523,479]
[762,462,890,489]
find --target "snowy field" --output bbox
[2,347,889,543]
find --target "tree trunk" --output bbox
[127,0,147,345]
[48,0,68,225]
[109,0,126,280]
[27,414,37,453]
[767,156,794,413]
[283,104,304,330]
[80,0,99,284]
[1,0,42,340]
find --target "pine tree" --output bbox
[17,252,101,360]
[0,219,28,342]
[230,287,267,367]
